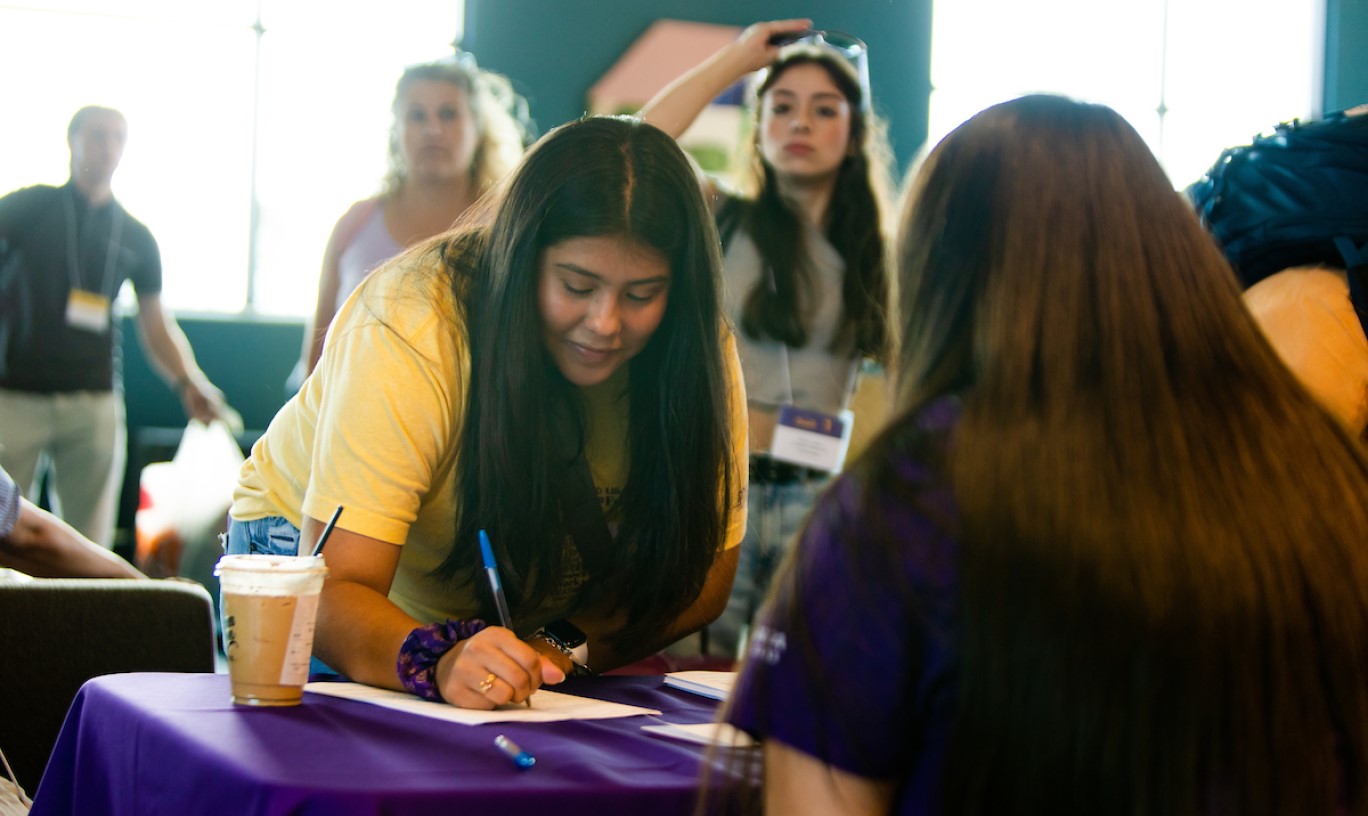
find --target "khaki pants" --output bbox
[0,389,124,548]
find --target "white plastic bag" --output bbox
[135,419,244,582]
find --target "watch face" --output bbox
[544,619,587,648]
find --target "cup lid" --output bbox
[214,554,326,575]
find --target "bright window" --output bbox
[0,1,463,315]
[928,0,1325,188]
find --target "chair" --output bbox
[0,578,216,793]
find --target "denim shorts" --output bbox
[225,515,302,557]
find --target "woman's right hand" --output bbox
[731,18,813,74]
[433,626,567,709]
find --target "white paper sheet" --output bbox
[303,681,660,724]
[662,671,737,701]
[641,722,756,748]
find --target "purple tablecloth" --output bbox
[30,672,731,816]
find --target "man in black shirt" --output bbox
[0,106,225,548]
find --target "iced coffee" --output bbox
[215,554,328,706]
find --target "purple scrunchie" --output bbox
[397,618,488,701]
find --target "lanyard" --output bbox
[63,191,124,299]
[776,341,860,408]
[766,264,861,409]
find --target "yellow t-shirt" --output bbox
[232,247,749,627]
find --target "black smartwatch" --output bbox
[540,619,586,649]
[536,619,592,676]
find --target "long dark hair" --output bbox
[734,95,1368,814]
[435,116,734,647]
[732,46,891,361]
[925,95,1368,813]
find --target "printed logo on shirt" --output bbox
[596,486,621,513]
[748,625,787,665]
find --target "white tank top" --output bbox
[335,203,403,311]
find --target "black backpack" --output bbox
[1186,109,1368,334]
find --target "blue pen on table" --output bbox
[494,734,536,770]
[479,529,531,708]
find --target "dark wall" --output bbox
[116,313,303,549]
[1325,0,1368,112]
[463,0,934,173]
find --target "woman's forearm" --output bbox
[312,578,419,690]
[304,521,415,689]
[640,46,753,139]
[0,498,145,579]
[640,19,810,139]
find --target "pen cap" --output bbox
[495,734,536,769]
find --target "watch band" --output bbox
[533,629,593,676]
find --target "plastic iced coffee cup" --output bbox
[214,554,328,706]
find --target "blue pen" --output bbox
[478,530,514,629]
[494,734,536,770]
[479,530,531,707]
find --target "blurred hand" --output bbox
[179,377,229,426]
[733,18,813,74]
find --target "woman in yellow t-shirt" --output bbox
[229,116,748,709]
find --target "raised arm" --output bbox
[639,18,811,138]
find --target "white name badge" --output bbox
[65,289,111,333]
[769,405,855,473]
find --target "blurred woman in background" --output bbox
[643,19,893,659]
[298,53,527,379]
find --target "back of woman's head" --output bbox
[891,95,1368,814]
[894,94,1240,407]
[386,54,527,195]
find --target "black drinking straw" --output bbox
[310,506,344,558]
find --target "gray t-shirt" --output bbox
[722,223,859,415]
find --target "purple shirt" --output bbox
[728,396,961,814]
